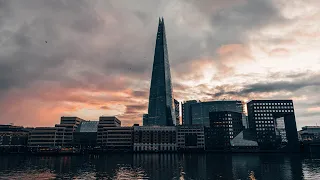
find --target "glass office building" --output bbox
[146,18,175,126]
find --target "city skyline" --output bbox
[0,0,319,129]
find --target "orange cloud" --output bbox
[269,48,290,57]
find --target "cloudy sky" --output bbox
[0,0,319,129]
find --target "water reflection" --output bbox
[0,153,318,179]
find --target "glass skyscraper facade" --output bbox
[146,18,175,126]
[182,100,244,127]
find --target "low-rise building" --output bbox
[28,127,66,149]
[103,127,133,151]
[55,117,84,147]
[97,116,121,147]
[133,126,176,152]
[299,126,320,141]
[0,124,31,152]
[177,125,205,151]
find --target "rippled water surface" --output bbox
[0,153,319,179]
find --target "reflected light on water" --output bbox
[0,154,318,179]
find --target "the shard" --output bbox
[146,17,175,126]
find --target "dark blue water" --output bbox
[0,153,319,179]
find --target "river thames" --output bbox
[0,153,319,179]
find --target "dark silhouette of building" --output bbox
[182,100,244,126]
[174,99,180,125]
[146,18,175,126]
[247,100,299,152]
[205,111,244,150]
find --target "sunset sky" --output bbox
[0,0,319,129]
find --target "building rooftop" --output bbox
[76,121,99,132]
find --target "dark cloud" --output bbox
[0,0,286,93]
[0,0,318,127]
[203,73,320,99]
[132,91,148,98]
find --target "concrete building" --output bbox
[0,124,30,152]
[177,126,205,151]
[205,111,244,150]
[55,116,84,147]
[28,127,66,149]
[73,121,98,149]
[103,127,133,151]
[247,100,299,152]
[299,126,320,141]
[182,100,244,127]
[133,126,176,152]
[97,116,121,147]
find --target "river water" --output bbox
[0,153,319,179]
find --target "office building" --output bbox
[147,18,175,126]
[28,127,66,149]
[247,100,299,151]
[299,126,320,141]
[103,127,133,151]
[174,99,180,125]
[97,116,121,147]
[205,111,244,150]
[0,124,30,152]
[182,100,198,125]
[73,121,98,149]
[133,126,176,152]
[177,125,205,151]
[55,116,84,147]
[182,100,244,126]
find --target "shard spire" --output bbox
[145,18,175,126]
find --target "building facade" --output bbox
[133,126,176,152]
[182,100,198,125]
[103,127,133,151]
[182,100,244,127]
[147,18,175,126]
[174,99,180,125]
[0,125,30,152]
[299,126,320,141]
[205,111,244,150]
[247,100,299,151]
[97,116,121,147]
[55,116,84,147]
[73,121,98,149]
[177,126,205,151]
[28,127,66,149]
